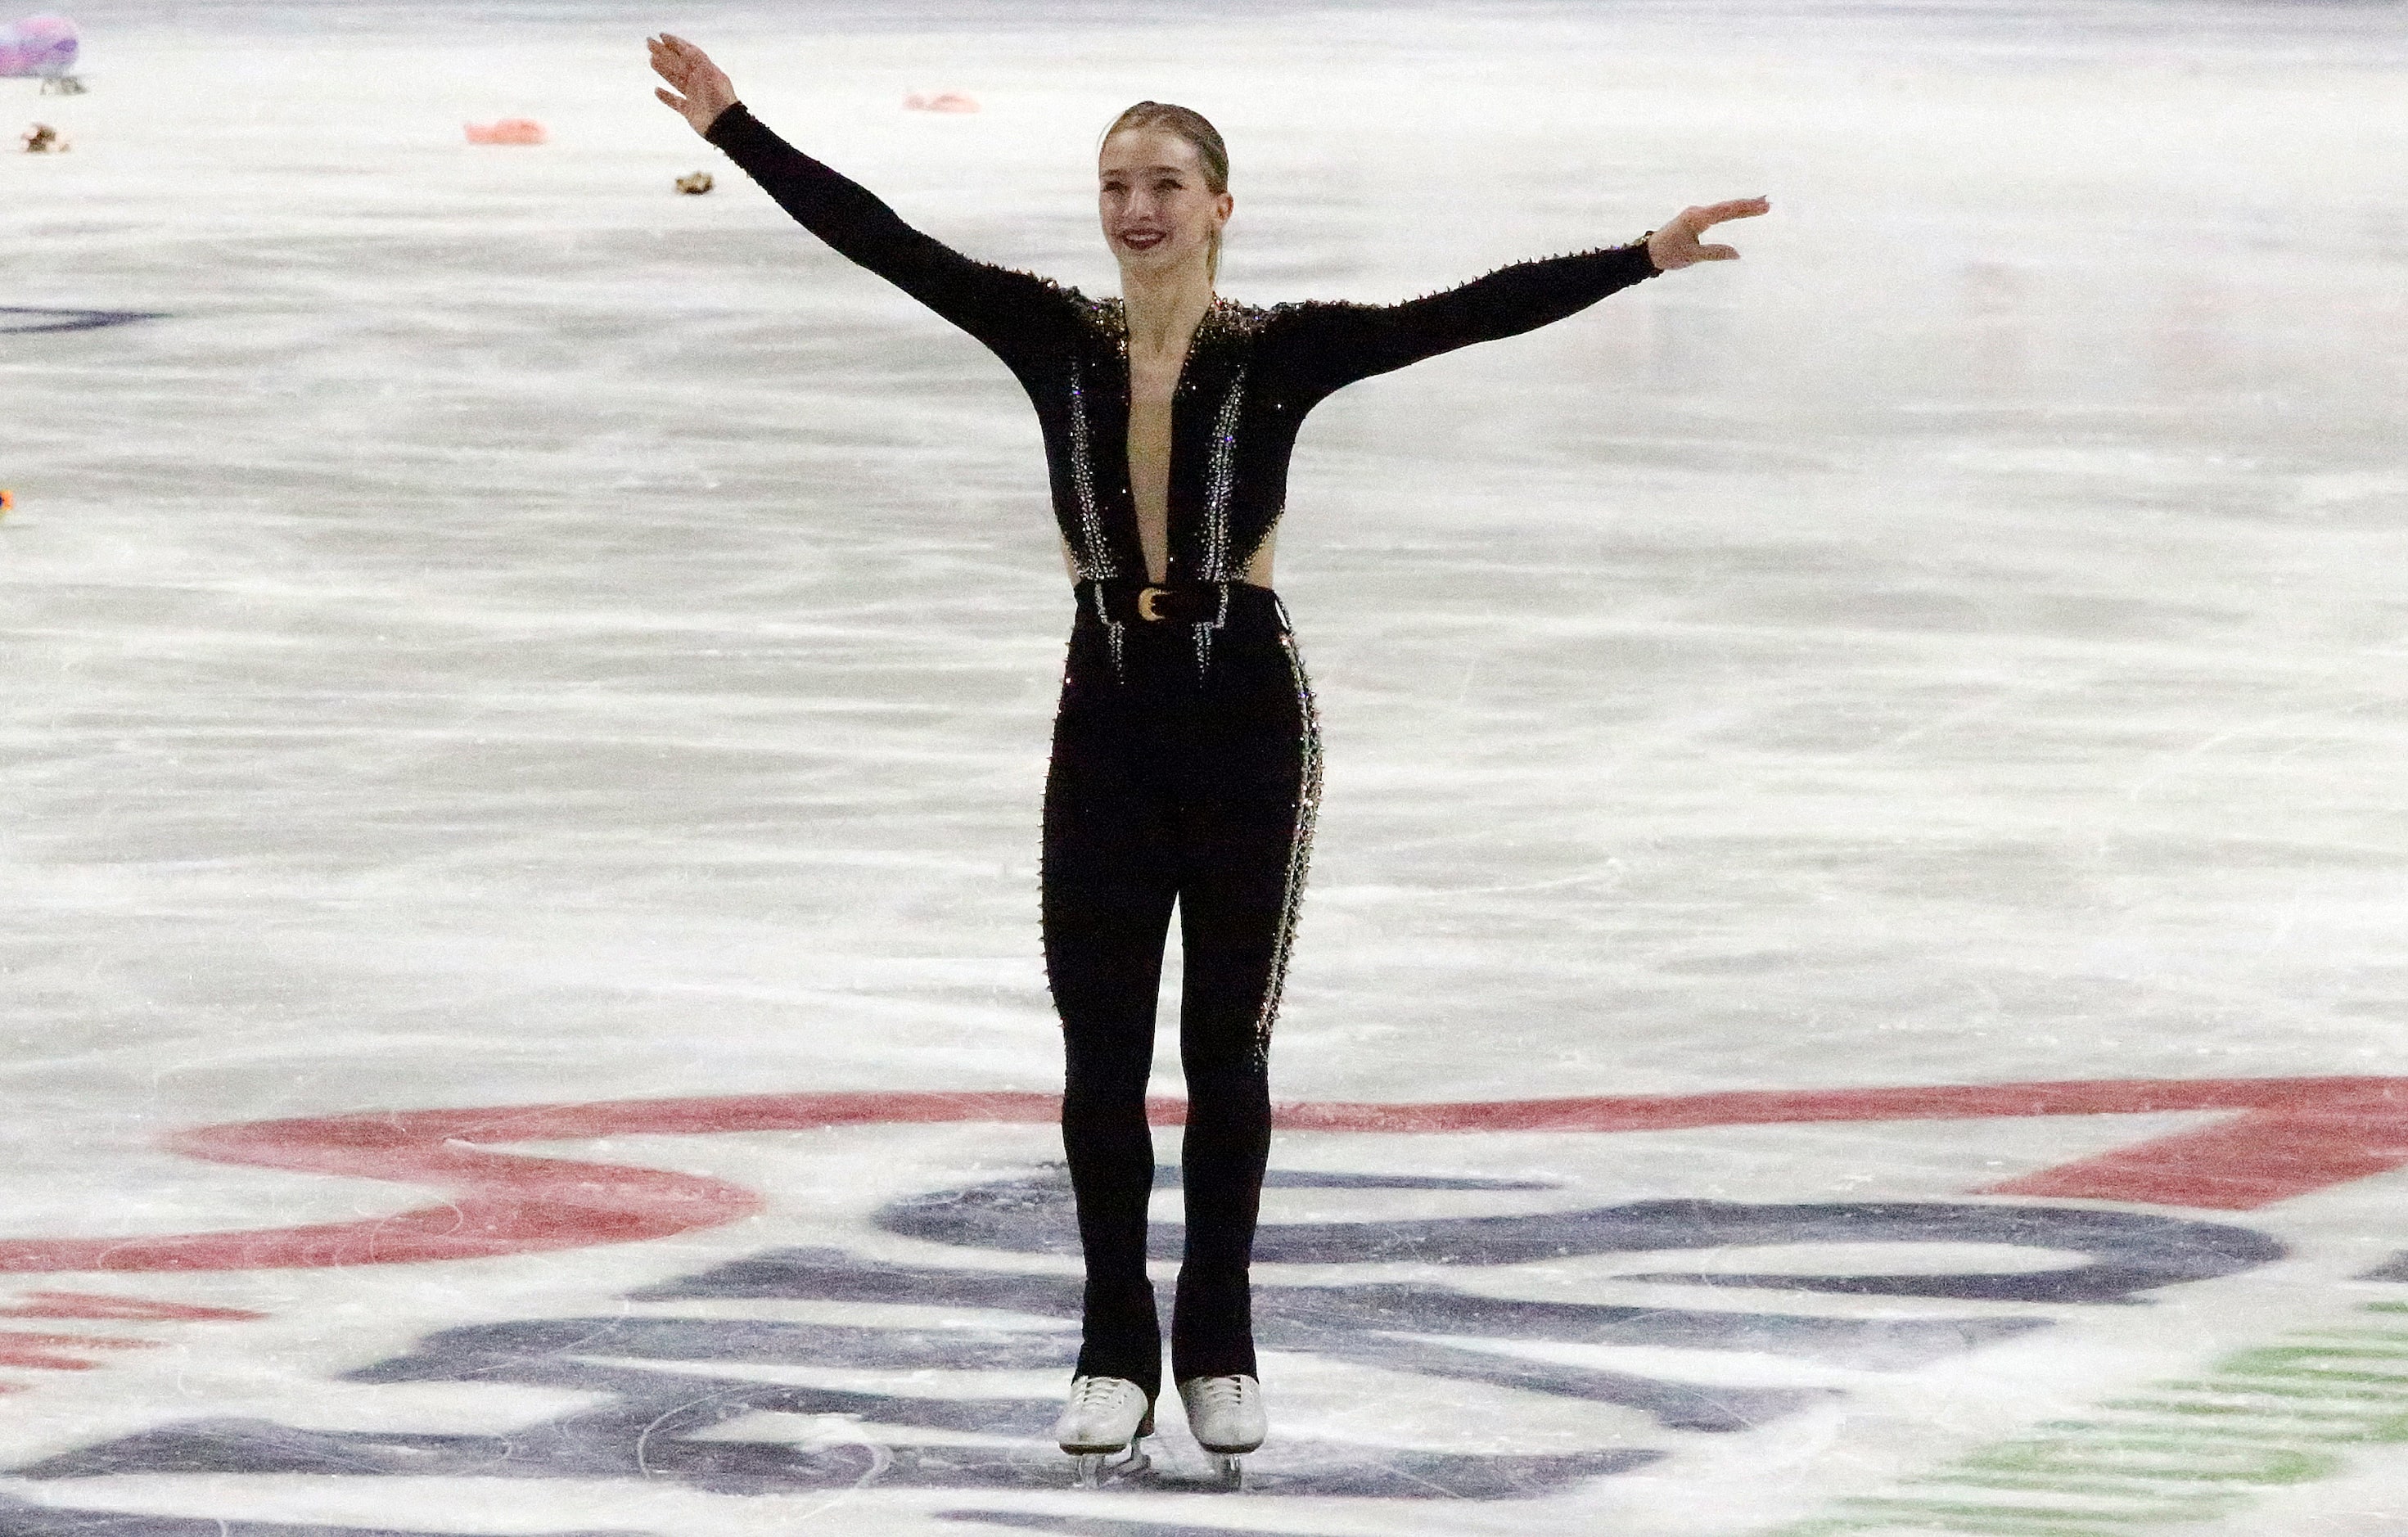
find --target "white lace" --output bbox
[1071,1376,1137,1410]
[1186,1376,1251,1411]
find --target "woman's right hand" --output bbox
[649,33,737,136]
[1644,197,1771,271]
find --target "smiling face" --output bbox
[1098,124,1232,282]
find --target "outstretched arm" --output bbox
[648,34,1062,363]
[1275,195,1770,400]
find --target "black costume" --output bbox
[708,102,1659,1400]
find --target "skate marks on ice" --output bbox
[0,1502,1316,1537]
[0,306,167,334]
[17,1292,1652,1501]
[0,1490,620,1537]
[18,1165,2289,1514]
[936,1511,1327,1537]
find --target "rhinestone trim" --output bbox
[1256,621,1323,1063]
[1083,580,1126,685]
[1198,363,1247,581]
[1188,581,1231,681]
[1065,355,1116,582]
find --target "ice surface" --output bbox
[3,1,2407,1533]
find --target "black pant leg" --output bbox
[1170,624,1322,1385]
[1042,651,1178,1398]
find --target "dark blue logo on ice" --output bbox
[3,1163,2283,1535]
[0,307,167,334]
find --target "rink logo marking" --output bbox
[0,1143,2380,1526]
[0,1291,264,1323]
[0,1233,2390,1537]
[0,306,168,334]
[2,1077,2406,1273]
[13,1178,2280,1507]
[1763,1300,2408,1536]
[0,1331,160,1371]
[0,1292,267,1383]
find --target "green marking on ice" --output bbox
[2149,1377,2406,1403]
[2092,1397,2397,1424]
[2050,1409,2408,1444]
[1921,1436,2339,1489]
[1752,1300,2408,1536]
[1771,1503,2115,1535]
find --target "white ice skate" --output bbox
[1177,1373,1265,1489]
[1054,1375,1154,1487]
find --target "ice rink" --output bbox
[7,0,2408,1531]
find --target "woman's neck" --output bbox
[1119,262,1215,358]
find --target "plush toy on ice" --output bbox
[0,14,81,93]
[464,117,547,145]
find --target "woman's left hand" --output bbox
[649,33,739,136]
[1646,197,1771,271]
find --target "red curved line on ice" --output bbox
[2,1078,2403,1273]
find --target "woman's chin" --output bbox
[1112,246,1189,275]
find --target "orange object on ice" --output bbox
[902,91,979,114]
[0,489,14,515]
[465,118,548,146]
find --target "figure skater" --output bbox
[648,31,1766,1488]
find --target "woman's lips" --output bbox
[1121,231,1166,249]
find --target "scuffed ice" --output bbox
[4,0,2408,1535]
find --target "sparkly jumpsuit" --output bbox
[708,102,1660,1400]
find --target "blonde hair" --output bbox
[1098,101,1229,284]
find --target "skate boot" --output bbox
[1177,1373,1265,1489]
[1054,1375,1154,1487]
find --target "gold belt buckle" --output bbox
[1135,585,1169,622]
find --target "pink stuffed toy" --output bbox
[465,118,548,146]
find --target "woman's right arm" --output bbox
[649,34,1061,363]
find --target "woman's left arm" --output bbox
[1276,196,1769,399]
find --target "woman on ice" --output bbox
[649,31,1765,1487]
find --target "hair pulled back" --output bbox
[1099,101,1229,283]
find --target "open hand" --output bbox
[649,33,737,135]
[1645,197,1771,272]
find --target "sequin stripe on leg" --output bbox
[1254,629,1324,1065]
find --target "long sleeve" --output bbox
[1269,241,1660,403]
[704,101,1069,367]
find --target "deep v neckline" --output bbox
[1108,296,1224,584]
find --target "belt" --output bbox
[1089,581,1229,626]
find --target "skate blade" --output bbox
[1205,1450,1247,1491]
[1072,1445,1151,1489]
